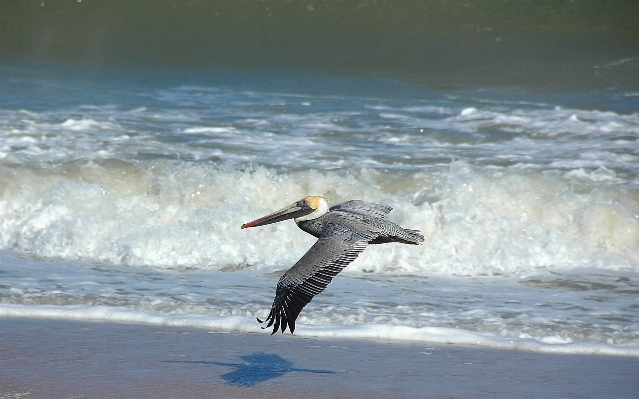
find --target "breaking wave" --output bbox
[1,161,637,277]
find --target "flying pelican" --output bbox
[241,196,424,334]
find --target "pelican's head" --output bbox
[241,196,329,229]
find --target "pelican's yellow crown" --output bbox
[303,195,324,210]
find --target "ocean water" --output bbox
[1,1,638,357]
[1,64,638,357]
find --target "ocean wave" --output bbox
[0,161,637,276]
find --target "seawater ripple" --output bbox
[1,83,638,183]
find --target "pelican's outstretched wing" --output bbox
[329,200,392,219]
[258,218,372,334]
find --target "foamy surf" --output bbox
[2,304,637,357]
[2,83,638,179]
[1,162,637,275]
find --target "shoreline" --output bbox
[2,317,638,399]
[2,304,638,358]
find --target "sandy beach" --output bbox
[1,318,637,399]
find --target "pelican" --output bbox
[241,196,424,334]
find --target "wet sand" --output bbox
[1,318,637,399]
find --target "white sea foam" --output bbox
[183,126,238,134]
[0,161,637,276]
[448,106,639,137]
[59,118,116,131]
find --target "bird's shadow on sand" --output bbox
[165,353,335,387]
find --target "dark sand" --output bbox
[1,318,637,399]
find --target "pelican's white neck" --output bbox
[295,197,329,223]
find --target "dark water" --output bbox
[2,0,638,89]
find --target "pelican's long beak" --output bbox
[241,200,314,229]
